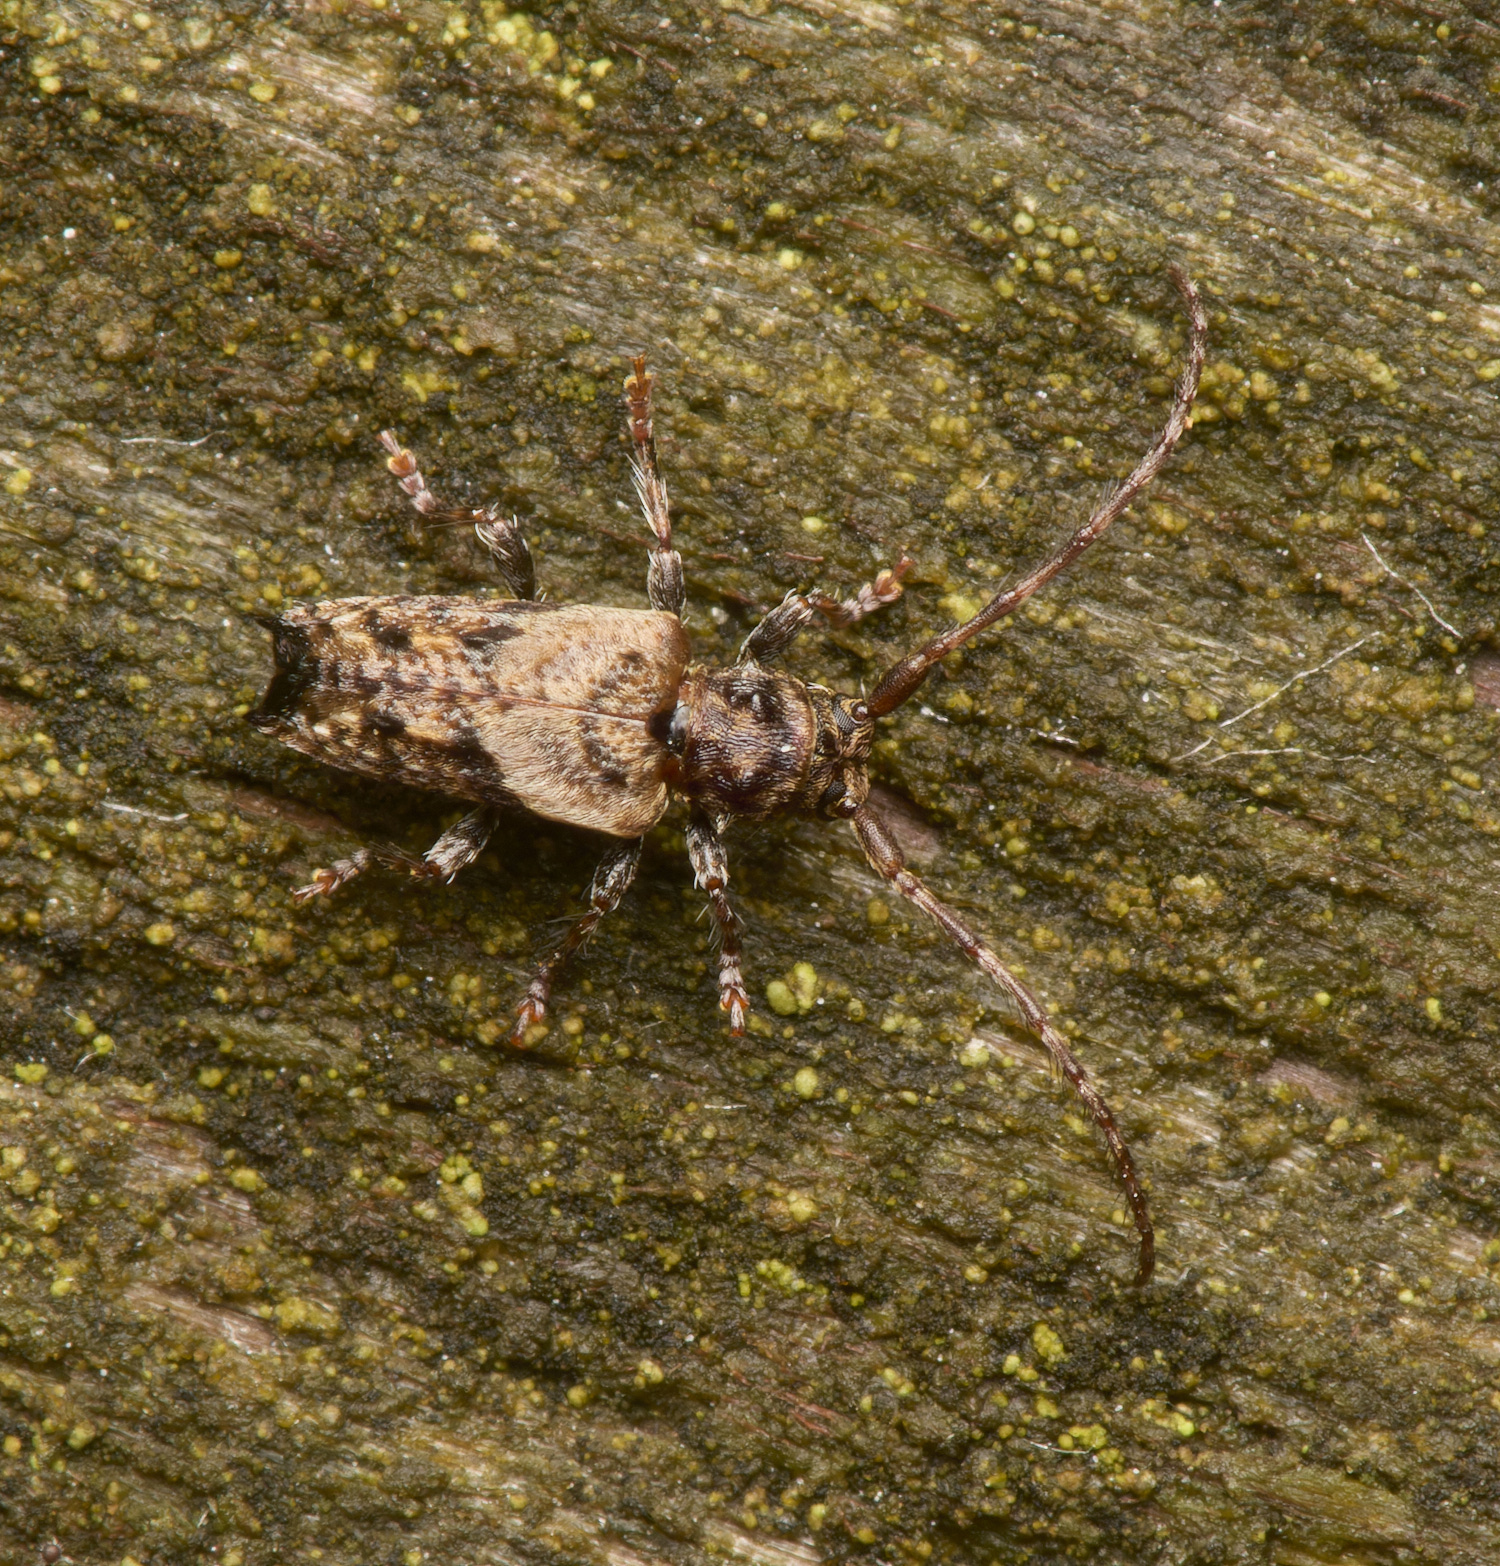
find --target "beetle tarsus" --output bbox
[379,429,443,517]
[512,837,644,1044]
[293,850,376,904]
[380,428,536,599]
[723,985,748,1037]
[510,991,548,1047]
[737,555,913,667]
[686,814,748,1035]
[809,555,913,627]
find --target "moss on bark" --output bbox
[2,1,1500,1563]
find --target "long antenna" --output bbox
[852,805,1156,1284]
[866,266,1207,718]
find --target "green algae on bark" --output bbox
[3,1,1500,1564]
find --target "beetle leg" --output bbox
[292,848,379,904]
[736,557,912,667]
[850,803,1155,1287]
[292,842,425,903]
[471,512,538,602]
[294,808,498,904]
[414,807,499,883]
[378,429,537,600]
[512,837,642,1045]
[623,358,686,617]
[686,812,748,1035]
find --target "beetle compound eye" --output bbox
[819,778,847,812]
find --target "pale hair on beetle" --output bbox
[252,267,1207,1284]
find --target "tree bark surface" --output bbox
[2,2,1499,1563]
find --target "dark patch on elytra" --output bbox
[434,728,493,772]
[250,617,318,727]
[590,647,652,704]
[365,710,408,739]
[369,618,413,652]
[459,623,523,651]
[346,671,383,698]
[578,719,630,787]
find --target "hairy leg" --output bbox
[685,812,748,1035]
[417,807,499,881]
[512,837,642,1044]
[852,804,1155,1285]
[737,557,912,667]
[622,358,686,617]
[293,847,383,905]
[293,808,498,905]
[378,430,537,600]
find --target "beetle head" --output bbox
[803,685,874,819]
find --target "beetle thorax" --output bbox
[658,666,873,820]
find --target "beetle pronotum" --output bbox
[252,267,1206,1283]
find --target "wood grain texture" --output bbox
[3,2,1500,1564]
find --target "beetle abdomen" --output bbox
[252,596,689,837]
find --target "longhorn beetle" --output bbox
[252,267,1206,1284]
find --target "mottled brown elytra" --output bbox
[252,267,1207,1284]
